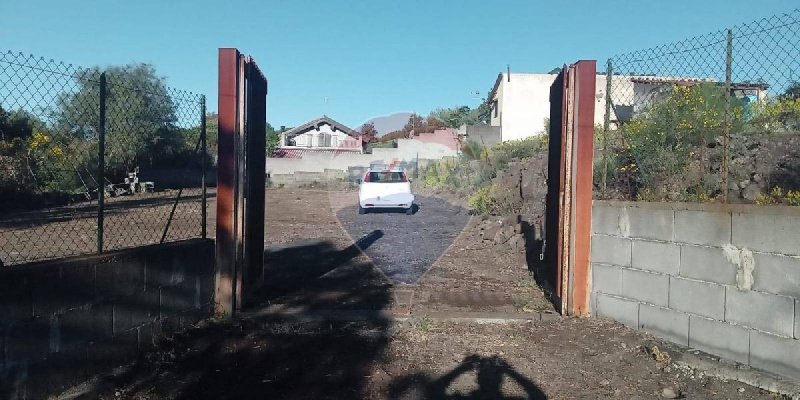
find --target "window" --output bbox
[365,171,408,183]
[493,100,499,117]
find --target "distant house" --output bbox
[619,77,768,122]
[275,115,362,157]
[486,72,608,142]
[483,72,768,142]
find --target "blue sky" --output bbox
[1,0,796,128]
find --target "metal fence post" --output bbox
[722,29,733,203]
[602,60,613,198]
[200,95,208,239]
[97,72,106,254]
[201,95,207,239]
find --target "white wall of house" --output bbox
[489,73,769,143]
[283,123,361,150]
[491,73,555,141]
[490,73,634,141]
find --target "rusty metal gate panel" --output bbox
[545,60,596,316]
[216,48,268,315]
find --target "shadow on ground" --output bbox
[60,237,549,399]
[389,355,547,400]
[256,231,392,310]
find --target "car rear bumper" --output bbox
[359,193,415,208]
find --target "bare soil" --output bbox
[54,187,779,399]
[262,188,553,315]
[63,317,772,399]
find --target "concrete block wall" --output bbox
[590,201,800,381]
[0,239,215,399]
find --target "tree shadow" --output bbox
[255,230,392,311]
[58,237,395,399]
[388,355,548,400]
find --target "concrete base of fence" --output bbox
[0,239,215,399]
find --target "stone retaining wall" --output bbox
[590,201,800,381]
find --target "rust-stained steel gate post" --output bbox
[215,48,268,316]
[546,60,596,317]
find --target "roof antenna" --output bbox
[507,64,510,82]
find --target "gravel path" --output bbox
[336,196,470,284]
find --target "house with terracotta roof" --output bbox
[275,115,362,157]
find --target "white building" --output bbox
[487,72,611,142]
[487,72,768,142]
[277,115,363,155]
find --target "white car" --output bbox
[358,168,415,215]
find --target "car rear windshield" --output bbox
[366,171,407,183]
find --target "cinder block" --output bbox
[60,264,97,311]
[725,288,795,337]
[688,316,750,364]
[752,253,800,298]
[113,290,159,334]
[113,258,145,297]
[31,268,64,317]
[596,293,639,329]
[639,304,689,346]
[668,277,725,320]
[592,263,622,296]
[592,205,624,236]
[631,240,680,275]
[6,321,49,367]
[750,330,800,380]
[60,303,113,350]
[591,235,631,267]
[674,209,731,246]
[732,212,800,255]
[627,207,673,241]
[621,268,669,306]
[0,270,32,328]
[679,245,737,285]
[160,285,194,318]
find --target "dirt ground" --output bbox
[55,187,781,399]
[260,188,553,315]
[62,317,773,400]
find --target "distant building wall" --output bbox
[267,129,460,185]
[458,125,502,147]
[489,73,635,141]
[590,201,800,381]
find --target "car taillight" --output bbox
[363,173,370,182]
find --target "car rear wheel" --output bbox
[359,206,367,215]
[405,207,413,215]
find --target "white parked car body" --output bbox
[358,168,415,214]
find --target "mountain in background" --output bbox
[362,112,413,136]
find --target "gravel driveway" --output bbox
[336,195,470,284]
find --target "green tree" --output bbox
[357,122,378,151]
[783,81,800,100]
[266,123,279,156]
[430,105,486,129]
[54,63,179,178]
[403,113,425,133]
[0,106,39,141]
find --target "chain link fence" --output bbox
[0,50,208,266]
[599,9,800,204]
